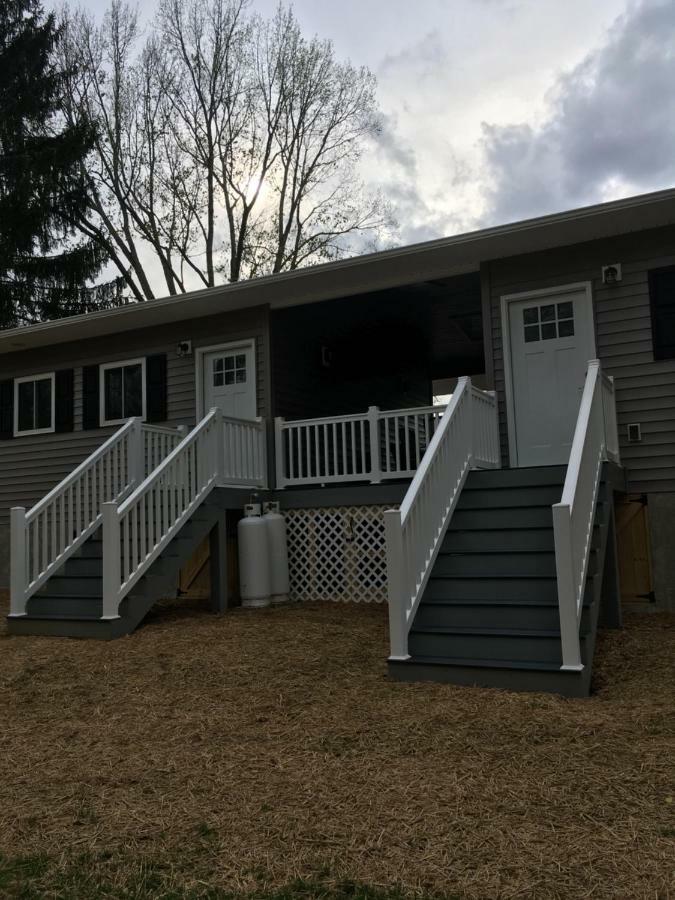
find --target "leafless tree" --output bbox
[60,0,392,298]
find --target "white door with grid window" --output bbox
[507,287,595,467]
[202,343,256,420]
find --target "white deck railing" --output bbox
[9,418,183,616]
[275,404,445,488]
[384,379,500,659]
[553,360,619,670]
[221,415,267,487]
[143,423,186,476]
[101,409,266,618]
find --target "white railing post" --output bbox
[10,507,26,616]
[465,378,474,467]
[384,508,409,660]
[101,501,121,620]
[553,503,583,670]
[488,391,500,467]
[128,417,144,488]
[601,375,620,463]
[368,406,382,484]
[213,408,224,484]
[274,417,286,489]
[258,418,268,489]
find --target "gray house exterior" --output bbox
[1,186,674,644]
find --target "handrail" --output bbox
[275,403,447,487]
[101,409,266,618]
[10,418,142,616]
[553,359,616,670]
[102,409,220,618]
[9,418,185,617]
[384,379,501,659]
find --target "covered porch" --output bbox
[268,270,485,489]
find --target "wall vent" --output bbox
[627,423,642,443]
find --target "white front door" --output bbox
[201,342,256,420]
[505,285,595,467]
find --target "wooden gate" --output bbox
[615,495,654,604]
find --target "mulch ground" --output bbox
[0,592,673,899]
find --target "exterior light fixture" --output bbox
[602,263,622,285]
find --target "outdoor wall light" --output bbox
[602,263,622,285]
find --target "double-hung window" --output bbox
[14,373,55,436]
[100,358,146,425]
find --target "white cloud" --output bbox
[480,0,675,223]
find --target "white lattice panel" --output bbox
[285,506,392,604]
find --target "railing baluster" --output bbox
[394,416,401,474]
[341,422,347,476]
[404,415,411,473]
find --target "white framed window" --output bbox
[100,358,146,426]
[14,372,56,436]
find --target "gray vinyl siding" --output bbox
[0,305,269,527]
[485,223,675,493]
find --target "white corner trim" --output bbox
[195,338,256,420]
[500,282,595,468]
[99,357,147,427]
[13,371,56,437]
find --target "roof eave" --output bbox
[2,186,675,354]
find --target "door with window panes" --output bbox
[202,344,256,420]
[508,288,595,466]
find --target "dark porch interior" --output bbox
[270,272,484,420]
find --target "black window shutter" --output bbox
[146,354,167,423]
[54,369,75,433]
[649,266,675,360]
[82,365,100,430]
[0,379,14,439]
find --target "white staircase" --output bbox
[8,410,266,637]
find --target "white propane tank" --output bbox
[263,502,290,604]
[238,503,271,608]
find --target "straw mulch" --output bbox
[0,591,673,899]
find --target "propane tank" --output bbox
[237,503,271,608]
[263,501,290,604]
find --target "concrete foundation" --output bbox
[647,491,675,612]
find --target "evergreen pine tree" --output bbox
[0,0,124,328]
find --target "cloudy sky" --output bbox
[51,0,675,246]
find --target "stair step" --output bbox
[457,486,564,510]
[404,654,564,672]
[464,466,566,489]
[7,613,126,640]
[449,506,554,530]
[35,576,103,598]
[434,548,598,578]
[27,595,103,617]
[388,654,591,697]
[62,556,103,576]
[76,542,103,559]
[415,599,592,631]
[425,576,560,602]
[408,625,583,664]
[442,528,554,552]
